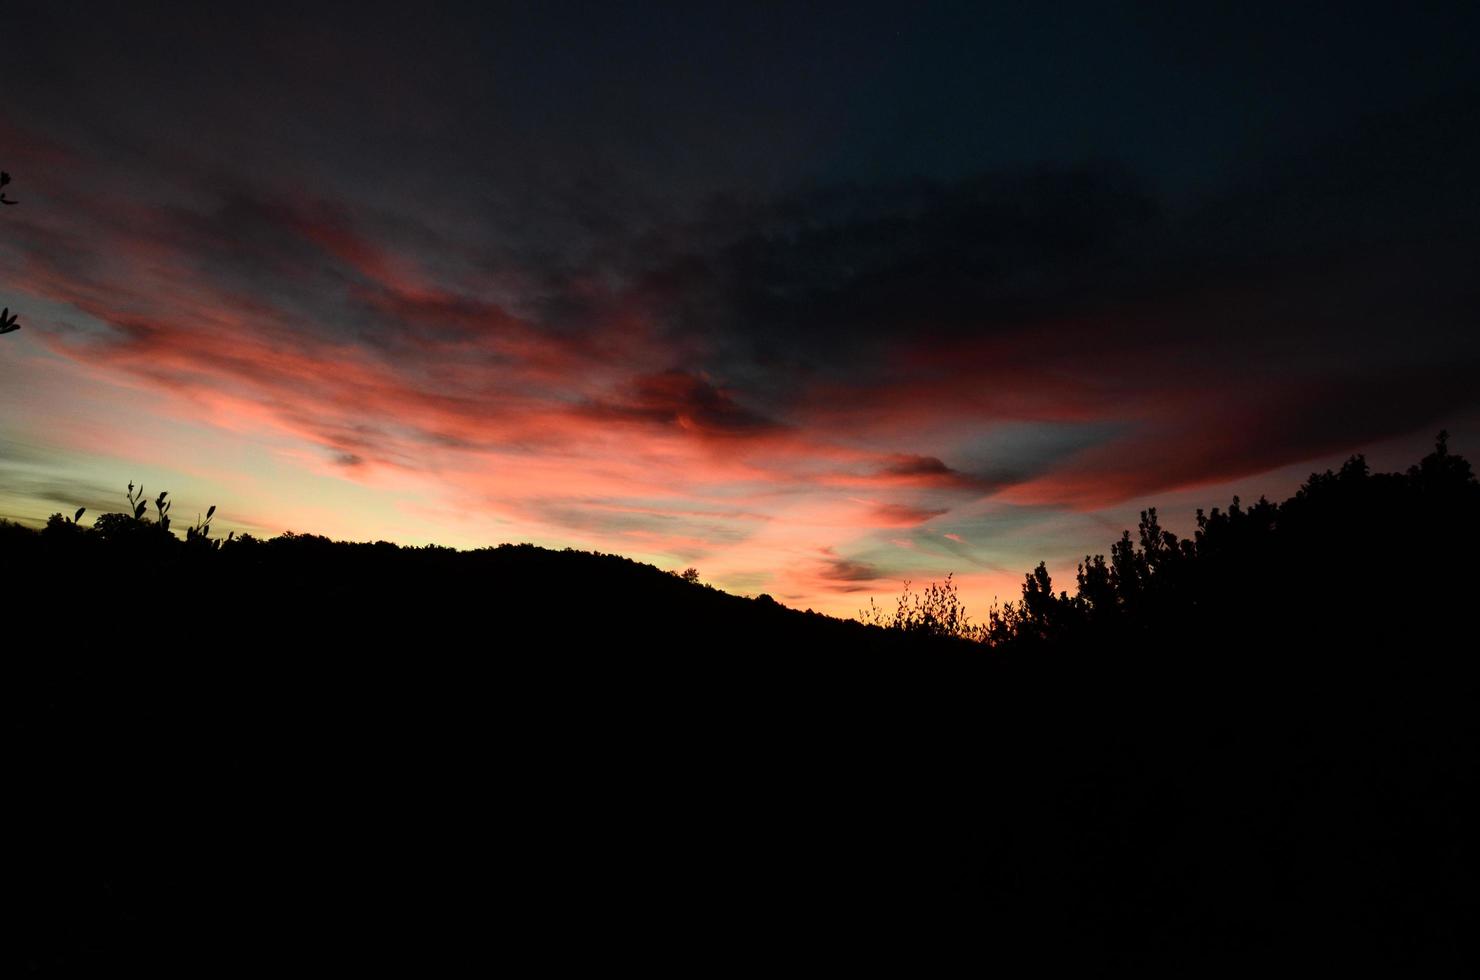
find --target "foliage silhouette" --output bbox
[968,432,1480,654]
[186,504,224,548]
[861,572,984,642]
[125,481,148,520]
[2,170,20,338]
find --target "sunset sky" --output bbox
[3,3,1478,616]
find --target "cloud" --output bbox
[2,21,1478,615]
[816,553,885,589]
[867,502,950,527]
[0,467,124,519]
[13,100,1480,516]
[882,455,955,478]
[579,370,784,439]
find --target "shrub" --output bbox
[861,573,984,642]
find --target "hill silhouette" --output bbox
[6,434,1478,970]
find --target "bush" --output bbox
[861,573,984,642]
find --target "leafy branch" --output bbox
[2,171,20,338]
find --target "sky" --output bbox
[2,2,1478,617]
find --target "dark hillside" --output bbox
[6,435,1479,971]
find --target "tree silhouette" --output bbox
[980,431,1478,650]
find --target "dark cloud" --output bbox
[1013,360,1480,508]
[882,455,954,477]
[0,440,57,467]
[703,169,1159,345]
[4,3,1479,551]
[579,371,784,438]
[868,454,1010,494]
[12,86,1478,510]
[817,555,885,590]
[0,467,124,519]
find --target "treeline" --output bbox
[869,431,1479,654]
[13,431,1477,654]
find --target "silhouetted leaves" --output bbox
[2,171,22,338]
[862,572,983,641]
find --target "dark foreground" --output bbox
[7,439,1479,972]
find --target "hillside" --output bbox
[6,435,1479,970]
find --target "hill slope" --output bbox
[5,435,1479,970]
